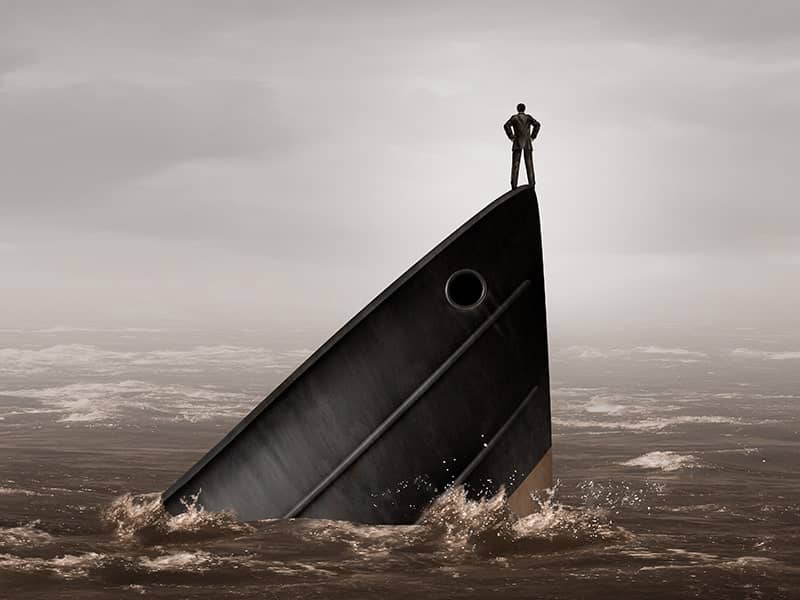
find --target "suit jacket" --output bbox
[504,113,541,151]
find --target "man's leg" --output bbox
[524,148,535,187]
[511,148,521,189]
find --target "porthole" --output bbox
[445,269,486,310]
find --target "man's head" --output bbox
[516,103,526,113]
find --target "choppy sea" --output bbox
[1,326,798,599]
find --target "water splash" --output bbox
[419,484,629,556]
[100,482,635,561]
[284,484,632,562]
[102,491,252,544]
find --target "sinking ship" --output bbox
[163,184,551,524]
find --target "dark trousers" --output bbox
[511,148,535,188]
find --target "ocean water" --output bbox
[1,327,799,599]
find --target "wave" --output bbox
[137,550,262,572]
[554,345,619,359]
[731,348,800,360]
[0,552,105,579]
[551,387,608,397]
[632,346,707,357]
[0,486,48,497]
[0,344,310,377]
[719,556,800,574]
[0,484,646,581]
[552,389,688,417]
[554,414,742,432]
[0,524,54,547]
[710,447,759,455]
[33,327,166,333]
[619,451,699,472]
[630,549,800,575]
[584,394,628,416]
[0,548,329,579]
[554,345,707,361]
[0,380,254,424]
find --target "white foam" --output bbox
[619,451,699,472]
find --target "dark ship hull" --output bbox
[163,185,551,524]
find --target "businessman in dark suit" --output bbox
[503,103,541,189]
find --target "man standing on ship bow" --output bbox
[503,103,541,189]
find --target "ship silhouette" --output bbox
[163,185,552,524]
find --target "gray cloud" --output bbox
[0,80,285,213]
[0,1,798,332]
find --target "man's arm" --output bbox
[503,117,514,141]
[529,115,541,140]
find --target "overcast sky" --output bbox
[1,1,798,340]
